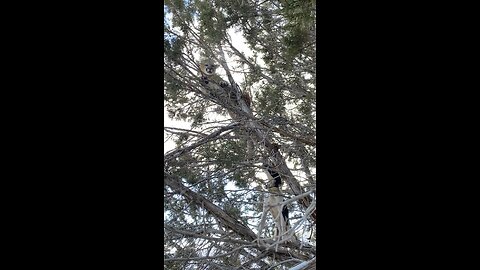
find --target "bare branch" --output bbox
[165,123,240,162]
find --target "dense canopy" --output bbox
[164,0,316,269]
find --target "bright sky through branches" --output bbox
[164,19,257,153]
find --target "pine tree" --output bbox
[164,1,316,269]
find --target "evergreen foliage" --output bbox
[164,1,316,269]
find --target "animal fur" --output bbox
[199,61,229,88]
[241,90,251,108]
[264,165,289,241]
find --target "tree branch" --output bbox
[165,122,240,163]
